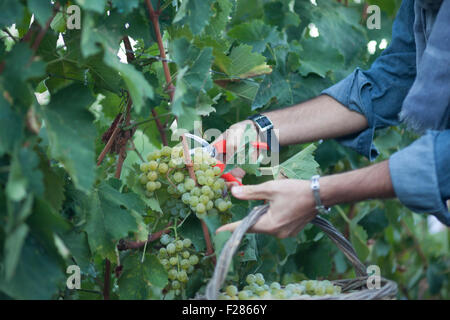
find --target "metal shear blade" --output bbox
[184,133,217,158]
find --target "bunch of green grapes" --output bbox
[157,234,200,297]
[138,146,184,197]
[219,273,342,300]
[181,148,232,219]
[138,146,232,220]
[163,199,190,220]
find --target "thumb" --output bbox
[216,220,241,234]
[231,182,273,200]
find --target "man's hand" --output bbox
[213,120,257,162]
[216,179,318,238]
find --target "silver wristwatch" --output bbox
[310,175,330,215]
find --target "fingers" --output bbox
[216,220,242,233]
[230,181,273,200]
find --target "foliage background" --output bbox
[0,0,448,300]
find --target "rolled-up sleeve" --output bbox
[321,0,417,160]
[389,130,450,226]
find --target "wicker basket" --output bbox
[202,204,398,300]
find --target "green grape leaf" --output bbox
[272,144,319,180]
[41,84,97,193]
[204,0,233,37]
[28,0,53,26]
[220,44,272,78]
[0,43,46,107]
[0,95,23,157]
[76,0,107,13]
[173,0,215,35]
[0,0,24,28]
[82,182,143,260]
[3,224,29,281]
[118,253,168,300]
[6,147,44,202]
[0,235,65,300]
[349,223,369,261]
[179,215,206,252]
[228,20,281,53]
[263,1,301,29]
[112,0,140,13]
[295,38,344,78]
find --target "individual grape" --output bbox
[160,259,169,269]
[159,248,168,257]
[182,251,190,259]
[161,146,172,157]
[246,274,256,285]
[213,166,222,176]
[196,203,206,213]
[194,170,204,178]
[270,282,281,290]
[171,280,181,290]
[166,243,176,254]
[206,200,214,211]
[175,240,184,251]
[201,186,211,195]
[146,181,157,192]
[160,234,171,246]
[217,200,228,212]
[238,290,251,300]
[177,270,188,282]
[197,175,207,185]
[169,257,178,266]
[139,174,148,184]
[200,163,210,171]
[180,259,190,270]
[206,177,214,186]
[168,159,178,168]
[182,238,192,248]
[176,183,186,194]
[190,187,201,197]
[168,269,177,280]
[189,255,199,265]
[148,160,158,171]
[315,285,325,296]
[140,163,149,172]
[184,178,196,191]
[205,169,215,177]
[173,172,185,183]
[199,195,209,205]
[212,180,222,191]
[147,171,158,181]
[181,193,191,205]
[167,185,176,194]
[155,181,162,189]
[255,273,265,285]
[226,285,238,297]
[158,163,169,174]
[189,196,199,207]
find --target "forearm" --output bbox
[263,95,368,146]
[319,160,395,207]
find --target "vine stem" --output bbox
[123,36,168,146]
[145,0,215,264]
[97,114,123,166]
[118,222,173,250]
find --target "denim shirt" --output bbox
[322,0,450,225]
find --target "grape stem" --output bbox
[145,0,216,264]
[117,222,173,251]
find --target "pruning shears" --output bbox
[184,133,269,186]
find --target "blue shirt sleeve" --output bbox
[389,130,450,226]
[321,0,417,160]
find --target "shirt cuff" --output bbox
[389,131,450,226]
[321,68,379,161]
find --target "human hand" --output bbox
[212,120,258,162]
[216,179,318,238]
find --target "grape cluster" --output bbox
[139,146,232,220]
[139,146,184,197]
[219,273,342,300]
[158,234,200,297]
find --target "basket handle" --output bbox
[205,204,367,300]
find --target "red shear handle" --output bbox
[214,160,243,186]
[213,140,269,155]
[220,172,243,186]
